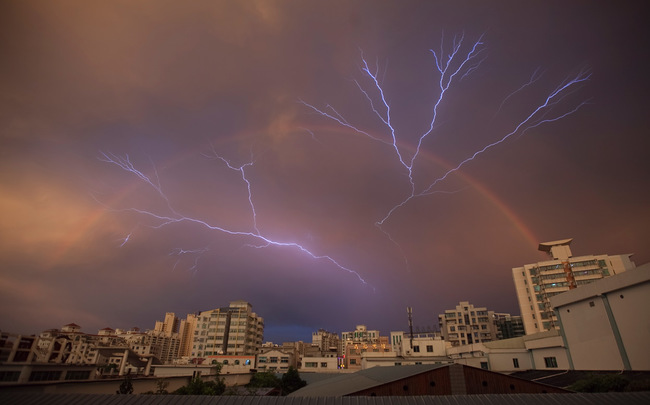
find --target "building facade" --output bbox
[512,238,635,334]
[311,329,340,355]
[340,325,389,370]
[177,313,198,358]
[154,312,180,336]
[493,314,525,340]
[438,302,499,346]
[190,301,264,359]
[551,262,650,370]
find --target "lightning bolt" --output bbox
[300,34,590,229]
[99,151,370,286]
[118,232,132,247]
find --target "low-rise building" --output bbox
[257,347,296,373]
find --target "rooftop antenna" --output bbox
[407,307,414,349]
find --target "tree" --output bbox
[280,367,306,395]
[154,378,169,394]
[247,371,281,389]
[173,377,225,395]
[116,374,134,394]
[569,374,629,392]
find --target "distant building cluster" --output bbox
[1,239,648,390]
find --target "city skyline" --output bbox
[1,1,649,344]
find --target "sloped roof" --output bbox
[288,364,448,397]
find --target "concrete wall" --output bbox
[606,279,650,370]
[486,350,533,372]
[552,265,650,370]
[556,296,624,370]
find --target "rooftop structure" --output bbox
[512,238,635,334]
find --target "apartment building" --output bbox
[190,300,264,358]
[512,238,635,334]
[438,301,499,346]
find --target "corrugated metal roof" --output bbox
[288,364,449,397]
[1,392,650,405]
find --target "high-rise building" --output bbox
[438,301,499,346]
[178,313,198,358]
[154,312,179,336]
[512,238,635,335]
[190,300,264,358]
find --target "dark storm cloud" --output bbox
[1,1,648,342]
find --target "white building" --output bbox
[512,238,635,334]
[551,262,650,370]
[446,329,570,372]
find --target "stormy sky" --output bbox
[1,1,648,343]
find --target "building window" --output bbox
[29,371,62,382]
[305,362,317,368]
[480,362,488,370]
[544,357,558,368]
[0,371,20,382]
[320,362,327,368]
[350,359,357,365]
[413,346,420,352]
[426,345,433,353]
[513,358,520,368]
[270,357,278,363]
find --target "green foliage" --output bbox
[155,378,169,394]
[116,374,134,395]
[173,377,226,395]
[569,374,630,392]
[247,371,281,389]
[280,366,306,395]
